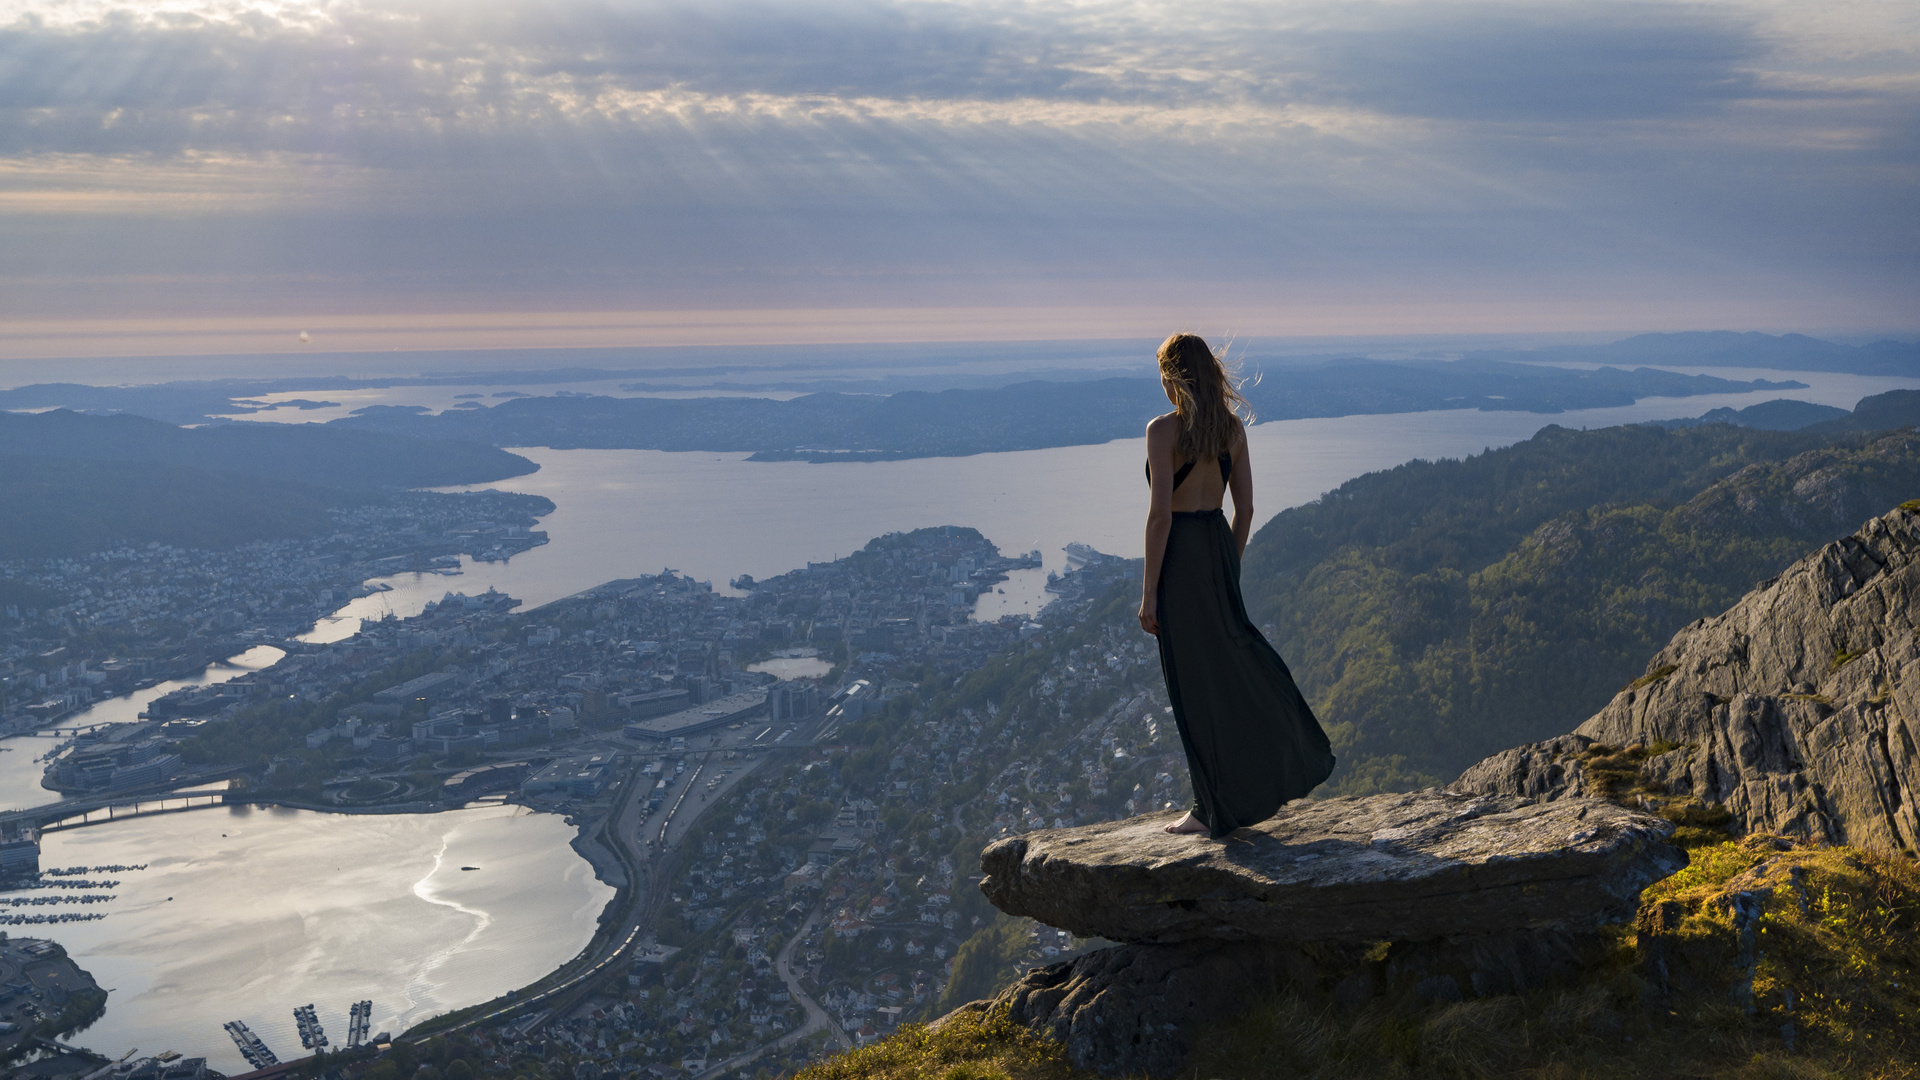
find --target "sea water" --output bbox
[298,367,1920,639]
[0,647,284,814]
[11,803,610,1073]
[10,364,1913,1065]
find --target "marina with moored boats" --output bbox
[223,1020,278,1070]
[293,1003,328,1049]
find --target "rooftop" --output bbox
[623,688,770,741]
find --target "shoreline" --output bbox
[20,796,612,1070]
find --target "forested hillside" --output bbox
[0,409,536,488]
[0,410,542,561]
[1240,422,1920,794]
[0,456,364,560]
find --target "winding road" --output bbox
[691,899,850,1080]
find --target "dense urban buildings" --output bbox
[5,524,1182,1077]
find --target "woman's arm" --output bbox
[1228,425,1254,560]
[1140,416,1177,635]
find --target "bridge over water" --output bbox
[0,790,238,833]
[35,791,238,831]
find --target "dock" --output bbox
[347,1000,371,1047]
[293,1003,328,1049]
[223,1020,280,1070]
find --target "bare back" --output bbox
[1141,393,1260,645]
[1147,413,1251,514]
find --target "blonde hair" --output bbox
[1156,332,1250,463]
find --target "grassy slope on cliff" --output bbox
[798,1006,1086,1080]
[831,841,1920,1080]
[1240,424,1920,794]
[1183,841,1920,1080]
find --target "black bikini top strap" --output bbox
[1147,452,1233,490]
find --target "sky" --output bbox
[1,0,1916,356]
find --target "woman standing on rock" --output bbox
[1140,333,1335,837]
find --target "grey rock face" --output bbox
[1456,505,1920,850]
[955,939,1317,1078]
[979,789,1683,945]
[955,923,1613,1076]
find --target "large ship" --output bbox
[1063,542,1109,570]
[347,1000,372,1047]
[223,1020,280,1070]
[293,1003,328,1049]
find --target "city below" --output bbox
[0,520,1175,1080]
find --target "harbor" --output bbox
[219,998,371,1067]
[0,935,107,1062]
[293,1004,328,1050]
[348,1000,372,1047]
[223,1020,278,1070]
[0,647,286,817]
[2,802,610,1074]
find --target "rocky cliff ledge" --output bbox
[980,789,1681,944]
[1456,504,1920,850]
[935,505,1920,1077]
[952,790,1683,1076]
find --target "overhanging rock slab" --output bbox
[979,789,1685,944]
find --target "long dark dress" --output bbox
[1149,453,1335,837]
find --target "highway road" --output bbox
[496,714,829,1034]
[408,714,825,1041]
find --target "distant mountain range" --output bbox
[1473,331,1920,376]
[3,331,1909,446]
[327,363,1803,460]
[0,455,364,560]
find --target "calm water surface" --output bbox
[15,803,610,1073]
[0,646,284,813]
[10,366,1909,1065]
[299,368,1919,638]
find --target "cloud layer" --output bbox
[1,0,1915,335]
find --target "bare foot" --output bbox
[1164,811,1208,835]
